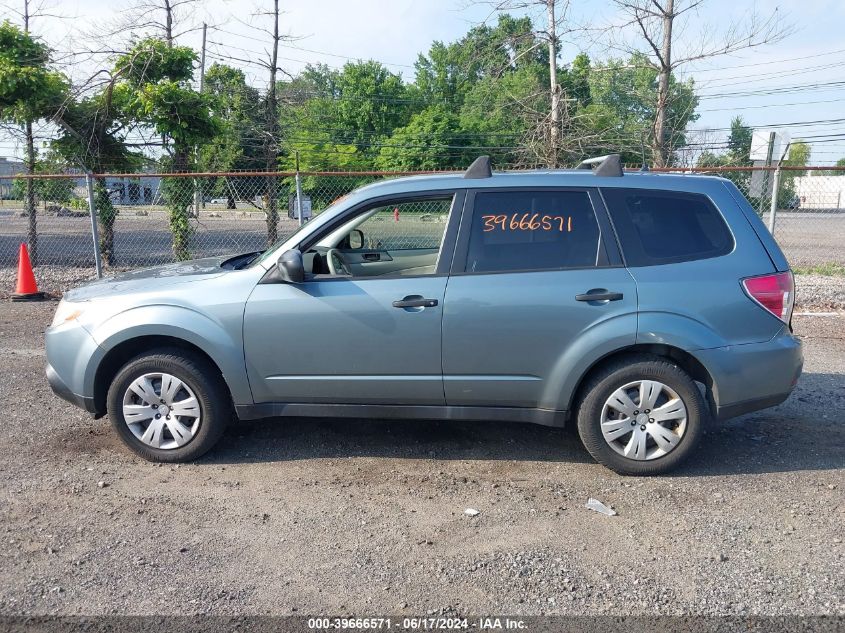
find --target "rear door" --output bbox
[441,187,638,412]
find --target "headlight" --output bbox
[51,300,86,327]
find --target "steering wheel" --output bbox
[325,248,351,276]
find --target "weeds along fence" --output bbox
[1,166,843,283]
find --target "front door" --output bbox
[441,188,638,411]
[243,193,460,406]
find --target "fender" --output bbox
[636,310,728,351]
[84,304,253,405]
[541,312,638,411]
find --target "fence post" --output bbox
[85,173,103,279]
[768,165,781,234]
[295,151,304,227]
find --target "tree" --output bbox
[587,53,698,164]
[469,4,580,167]
[695,116,752,190]
[200,63,264,208]
[0,19,66,265]
[377,105,474,171]
[334,61,411,154]
[51,90,140,265]
[611,0,789,167]
[113,38,218,260]
[822,158,845,176]
[777,140,810,208]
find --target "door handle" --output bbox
[576,290,623,302]
[362,253,380,261]
[392,297,438,308]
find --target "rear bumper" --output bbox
[695,329,803,421]
[46,363,97,415]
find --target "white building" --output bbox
[793,174,845,210]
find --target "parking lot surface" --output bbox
[0,301,842,616]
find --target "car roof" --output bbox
[354,170,733,197]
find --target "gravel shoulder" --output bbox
[0,302,842,617]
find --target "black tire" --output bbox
[106,347,231,462]
[576,354,706,476]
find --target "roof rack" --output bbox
[575,154,623,177]
[464,155,492,179]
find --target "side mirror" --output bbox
[276,249,305,284]
[348,229,365,249]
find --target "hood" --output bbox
[64,255,231,301]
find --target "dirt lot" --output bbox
[0,301,842,617]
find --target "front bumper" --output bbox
[695,329,803,421]
[46,363,97,414]
[44,319,105,417]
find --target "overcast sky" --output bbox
[3,0,844,165]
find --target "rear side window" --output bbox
[464,190,603,273]
[602,188,733,266]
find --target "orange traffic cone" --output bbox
[10,243,45,302]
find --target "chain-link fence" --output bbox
[1,167,843,291]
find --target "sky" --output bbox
[2,0,844,166]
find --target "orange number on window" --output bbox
[481,212,574,232]
[481,215,498,232]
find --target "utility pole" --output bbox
[199,22,207,92]
[264,0,281,245]
[546,0,560,169]
[654,0,674,168]
[193,22,207,218]
[22,0,38,265]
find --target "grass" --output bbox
[793,263,845,276]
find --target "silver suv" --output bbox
[46,156,803,475]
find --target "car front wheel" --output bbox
[106,348,230,462]
[576,355,706,475]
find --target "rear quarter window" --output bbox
[601,188,734,266]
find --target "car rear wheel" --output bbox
[576,355,705,475]
[106,348,230,462]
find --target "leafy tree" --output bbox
[413,15,543,109]
[52,91,141,265]
[459,65,547,166]
[113,38,218,260]
[822,158,845,176]
[778,141,810,207]
[587,53,699,165]
[200,63,264,208]
[696,117,753,190]
[11,150,76,204]
[377,105,474,171]
[332,61,411,154]
[0,20,67,264]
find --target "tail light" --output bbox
[741,271,795,323]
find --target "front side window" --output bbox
[464,190,603,273]
[304,195,454,278]
[351,198,452,251]
[601,188,734,266]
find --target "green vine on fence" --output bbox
[162,176,195,261]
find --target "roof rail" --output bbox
[464,155,492,179]
[575,154,623,177]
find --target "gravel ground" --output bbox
[0,301,842,617]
